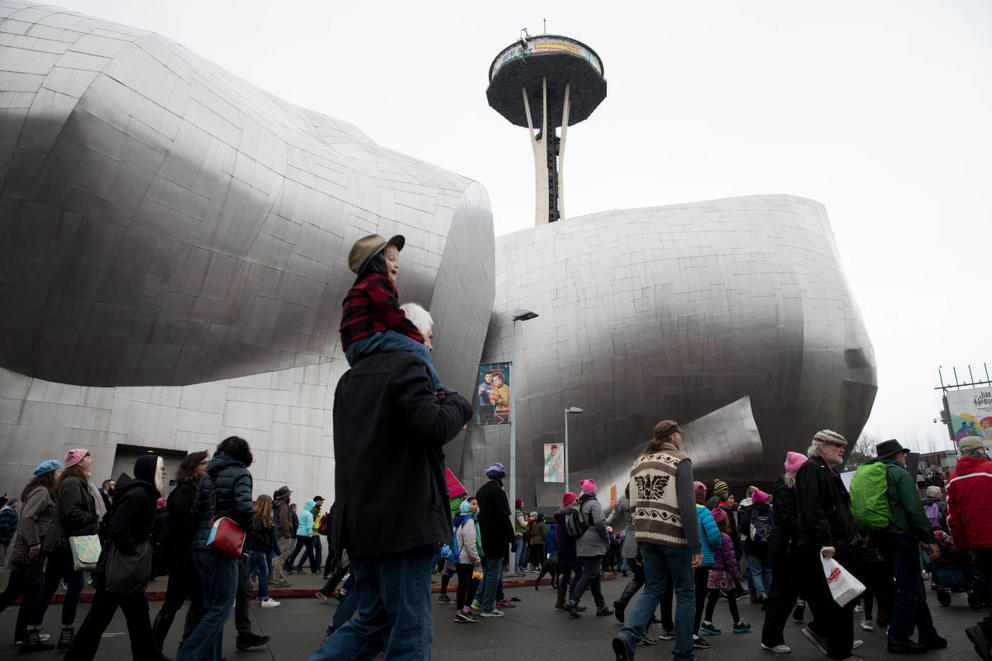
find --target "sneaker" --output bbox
[235,632,271,650]
[693,635,712,649]
[596,606,614,617]
[761,642,792,653]
[470,599,482,612]
[851,639,863,650]
[479,610,504,618]
[438,594,451,604]
[658,629,675,641]
[455,610,478,623]
[496,598,516,608]
[966,625,992,661]
[801,625,828,655]
[733,620,752,633]
[14,633,50,645]
[700,622,722,635]
[861,619,874,632]
[315,591,329,602]
[259,597,281,608]
[563,602,580,619]
[793,601,806,622]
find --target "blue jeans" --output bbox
[330,573,358,631]
[747,553,772,596]
[307,546,433,661]
[246,550,270,599]
[514,538,527,572]
[29,548,84,627]
[345,331,443,390]
[618,543,695,661]
[478,555,504,612]
[176,550,238,661]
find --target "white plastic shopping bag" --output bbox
[820,554,865,607]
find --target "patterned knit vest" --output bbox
[630,444,689,547]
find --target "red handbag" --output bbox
[205,488,245,559]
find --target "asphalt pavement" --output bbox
[0,568,986,660]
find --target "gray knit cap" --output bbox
[812,429,848,447]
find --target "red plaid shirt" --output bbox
[339,273,424,349]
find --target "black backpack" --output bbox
[564,498,593,539]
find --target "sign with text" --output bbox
[946,387,992,442]
[476,362,511,425]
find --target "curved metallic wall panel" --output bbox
[0,3,493,500]
[461,195,877,505]
[0,2,494,389]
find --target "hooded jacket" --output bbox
[876,457,936,543]
[554,506,581,568]
[476,478,515,559]
[696,504,722,567]
[453,501,482,565]
[190,451,254,551]
[103,474,159,555]
[331,351,472,556]
[947,455,992,550]
[297,500,316,536]
[575,494,610,558]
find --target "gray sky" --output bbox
[53,0,992,452]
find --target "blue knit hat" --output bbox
[485,462,506,479]
[34,459,62,476]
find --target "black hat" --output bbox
[313,495,324,502]
[875,439,910,459]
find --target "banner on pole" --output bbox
[543,443,564,482]
[946,387,992,442]
[476,362,511,425]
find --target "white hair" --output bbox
[806,443,822,458]
[400,302,433,338]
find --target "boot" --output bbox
[749,589,760,603]
[613,582,640,623]
[19,629,54,653]
[555,583,568,610]
[55,627,74,651]
[152,609,174,650]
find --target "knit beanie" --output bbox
[63,448,88,469]
[812,429,848,447]
[925,486,942,499]
[710,507,727,524]
[784,451,806,473]
[751,488,771,504]
[562,492,577,506]
[580,479,597,494]
[712,479,729,496]
[515,498,523,508]
[485,462,506,479]
[693,481,707,502]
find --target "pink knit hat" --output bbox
[710,507,727,523]
[784,451,806,473]
[693,481,707,500]
[63,448,89,469]
[580,479,597,494]
[751,488,771,504]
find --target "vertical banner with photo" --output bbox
[476,362,511,425]
[543,443,564,482]
[610,484,617,507]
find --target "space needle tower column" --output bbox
[487,32,607,225]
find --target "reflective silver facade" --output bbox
[461,196,877,506]
[0,2,494,499]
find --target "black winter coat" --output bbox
[43,475,99,553]
[768,474,799,564]
[191,452,253,551]
[476,479,514,559]
[796,455,856,551]
[104,475,159,554]
[165,480,199,567]
[331,351,472,557]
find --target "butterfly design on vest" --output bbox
[635,474,671,500]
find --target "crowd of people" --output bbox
[1,231,989,661]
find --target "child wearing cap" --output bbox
[339,233,444,391]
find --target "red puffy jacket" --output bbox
[946,456,992,550]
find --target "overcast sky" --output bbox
[51,0,992,452]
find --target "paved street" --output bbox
[0,568,985,660]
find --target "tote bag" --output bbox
[68,534,102,571]
[105,540,152,593]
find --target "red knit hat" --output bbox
[562,492,578,506]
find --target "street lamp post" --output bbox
[510,309,538,532]
[564,406,583,493]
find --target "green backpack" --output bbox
[849,461,891,531]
